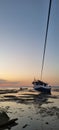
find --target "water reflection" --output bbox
[0,88,59,130]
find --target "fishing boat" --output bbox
[32,80,51,94]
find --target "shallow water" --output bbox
[0,87,59,130]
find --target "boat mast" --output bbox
[40,0,52,80]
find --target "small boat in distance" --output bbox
[32,80,51,94]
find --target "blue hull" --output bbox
[34,87,51,94]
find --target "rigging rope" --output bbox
[40,0,52,80]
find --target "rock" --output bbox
[0,110,18,127]
[0,111,9,126]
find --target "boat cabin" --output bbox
[32,80,48,86]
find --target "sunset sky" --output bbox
[0,0,59,87]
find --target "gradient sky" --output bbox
[0,0,59,87]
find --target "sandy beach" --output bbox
[0,87,59,130]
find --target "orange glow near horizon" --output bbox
[0,0,59,87]
[0,66,59,87]
[0,75,59,88]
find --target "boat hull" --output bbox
[32,80,51,94]
[34,86,51,94]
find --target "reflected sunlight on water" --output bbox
[0,87,59,130]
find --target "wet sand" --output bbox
[0,87,59,130]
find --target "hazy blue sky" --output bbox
[0,0,59,86]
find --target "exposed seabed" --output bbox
[0,87,59,130]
